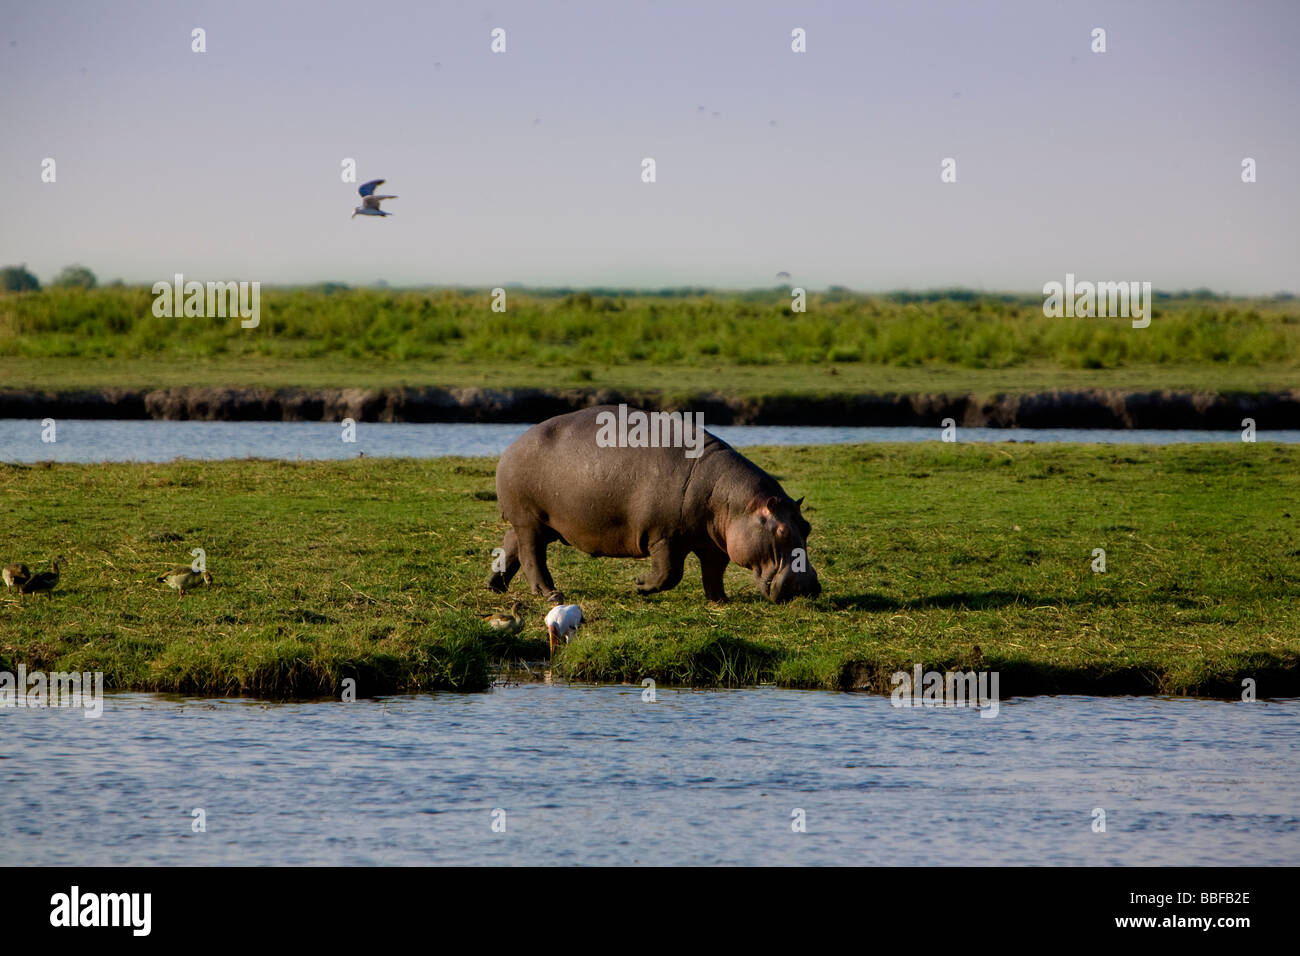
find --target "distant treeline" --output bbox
[4,264,1294,303]
[1,284,1297,370]
[1,263,103,291]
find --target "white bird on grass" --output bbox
[545,604,584,655]
[352,179,398,218]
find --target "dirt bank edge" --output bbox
[2,386,1298,428]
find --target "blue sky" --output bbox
[2,0,1296,291]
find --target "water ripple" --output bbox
[0,686,1296,865]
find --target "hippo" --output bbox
[487,406,821,604]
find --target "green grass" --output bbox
[2,444,1297,699]
[2,287,1297,394]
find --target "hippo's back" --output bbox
[495,407,730,555]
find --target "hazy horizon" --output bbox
[3,0,1298,294]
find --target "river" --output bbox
[1,420,1294,463]
[1,687,1295,865]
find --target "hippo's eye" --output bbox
[775,524,789,541]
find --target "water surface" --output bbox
[1,420,1293,463]
[2,687,1295,865]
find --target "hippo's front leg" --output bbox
[696,544,730,604]
[515,523,564,604]
[635,539,686,595]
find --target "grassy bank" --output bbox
[2,287,1297,395]
[2,444,1297,698]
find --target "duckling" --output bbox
[3,563,30,593]
[20,556,63,599]
[158,566,213,597]
[483,600,525,634]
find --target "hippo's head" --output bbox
[728,494,821,602]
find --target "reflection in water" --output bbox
[1,686,1296,865]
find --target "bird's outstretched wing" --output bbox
[358,179,385,197]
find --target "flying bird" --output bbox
[545,603,584,655]
[352,179,398,218]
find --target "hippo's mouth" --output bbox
[756,558,820,603]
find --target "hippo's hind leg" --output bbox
[695,544,730,604]
[636,539,686,595]
[487,527,522,593]
[515,523,564,604]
